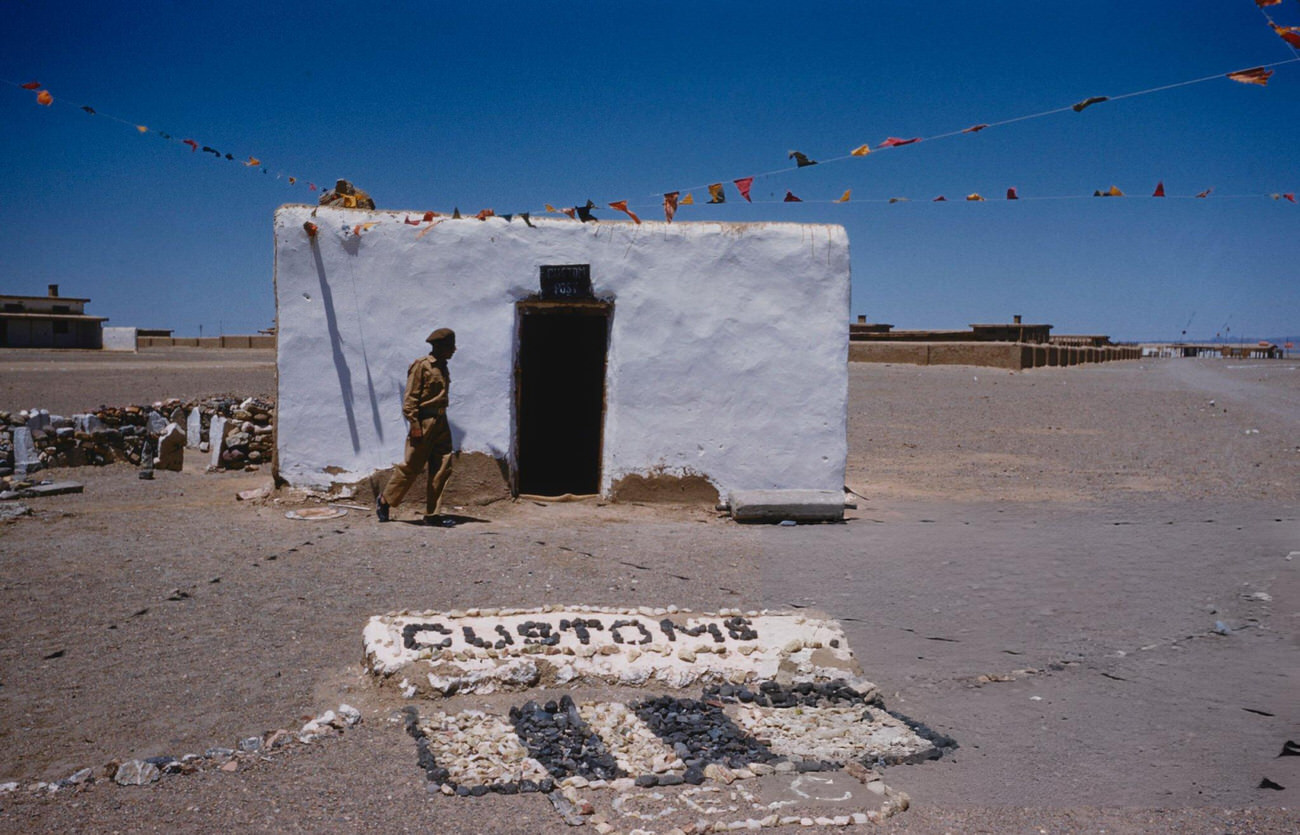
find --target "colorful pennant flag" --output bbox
[520,212,535,228]
[888,197,909,204]
[1006,187,1019,200]
[36,90,53,106]
[21,81,40,90]
[545,204,560,214]
[1153,181,1165,197]
[201,146,221,157]
[1105,185,1124,197]
[183,139,198,152]
[788,151,817,167]
[933,195,947,202]
[244,157,260,167]
[1256,0,1281,6]
[663,192,679,223]
[1283,193,1296,203]
[850,144,871,156]
[80,105,95,115]
[1227,67,1274,86]
[1196,188,1213,198]
[734,177,754,202]
[680,193,694,205]
[783,191,802,202]
[1272,24,1300,47]
[475,208,496,220]
[135,125,148,133]
[879,137,920,148]
[561,207,575,219]
[707,183,726,204]
[1072,96,1109,113]
[404,215,422,226]
[576,200,597,222]
[963,124,989,134]
[966,193,985,202]
[609,200,641,223]
[835,190,851,203]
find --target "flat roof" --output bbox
[0,294,92,303]
[0,312,108,322]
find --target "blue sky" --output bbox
[2,1,1297,341]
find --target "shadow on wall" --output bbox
[313,240,389,452]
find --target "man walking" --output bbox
[377,328,457,525]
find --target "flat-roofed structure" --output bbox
[0,285,107,349]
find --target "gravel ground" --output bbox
[0,351,1297,833]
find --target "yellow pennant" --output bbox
[850,144,871,157]
[545,204,560,214]
[1106,185,1123,197]
[681,193,694,205]
[136,125,148,133]
[966,193,985,202]
[835,190,851,203]
[244,157,261,167]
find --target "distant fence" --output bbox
[136,335,275,349]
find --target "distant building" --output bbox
[0,285,107,349]
[850,314,1054,344]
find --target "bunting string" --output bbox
[5,2,1298,235]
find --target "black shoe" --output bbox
[376,497,389,523]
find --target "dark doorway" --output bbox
[515,301,611,496]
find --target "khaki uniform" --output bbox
[382,354,453,517]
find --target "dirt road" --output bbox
[0,353,1296,833]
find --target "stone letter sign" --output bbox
[364,606,873,698]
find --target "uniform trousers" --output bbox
[382,416,453,517]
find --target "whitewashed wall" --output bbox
[273,205,849,497]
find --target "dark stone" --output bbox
[634,774,658,788]
[658,773,684,786]
[468,785,489,797]
[683,766,705,785]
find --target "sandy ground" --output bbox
[0,350,1297,833]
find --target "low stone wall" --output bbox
[0,396,274,481]
[848,341,1142,369]
[136,335,275,349]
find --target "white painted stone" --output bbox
[11,428,39,474]
[208,415,228,469]
[273,207,849,497]
[156,422,185,471]
[186,409,203,448]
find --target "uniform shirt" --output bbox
[402,355,451,424]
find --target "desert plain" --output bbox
[0,349,1297,833]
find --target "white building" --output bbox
[272,205,849,502]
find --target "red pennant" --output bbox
[404,216,422,225]
[933,196,947,202]
[183,139,199,152]
[879,137,920,148]
[308,183,318,191]
[1006,187,1019,200]
[962,124,989,134]
[1227,67,1274,86]
[608,200,641,224]
[663,192,679,223]
[733,177,754,202]
[783,191,801,202]
[1196,188,1213,198]
[1152,181,1166,197]
[1285,193,1297,204]
[1272,23,1300,48]
[423,211,439,221]
[475,208,496,220]
[562,207,576,219]
[21,81,40,90]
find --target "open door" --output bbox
[514,297,611,496]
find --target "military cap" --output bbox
[426,327,456,345]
